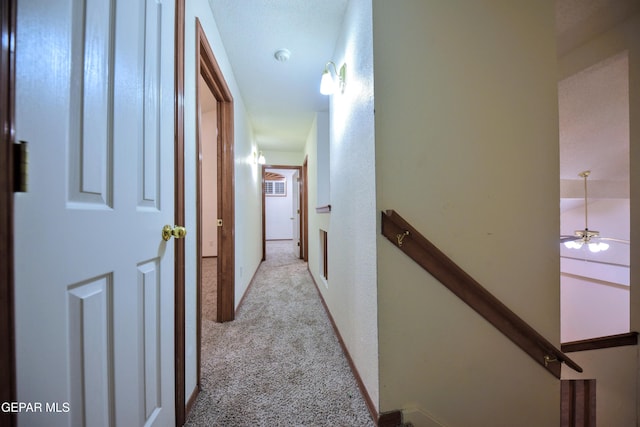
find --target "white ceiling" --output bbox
[556,0,636,185]
[208,0,349,152]
[555,0,640,56]
[556,0,635,223]
[559,51,629,198]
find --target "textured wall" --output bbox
[317,0,380,411]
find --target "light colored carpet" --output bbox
[201,257,217,322]
[185,240,375,427]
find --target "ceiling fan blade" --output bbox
[598,237,630,244]
[560,235,580,243]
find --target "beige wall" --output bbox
[562,346,637,427]
[201,107,218,257]
[373,1,560,425]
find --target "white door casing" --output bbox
[14,0,176,426]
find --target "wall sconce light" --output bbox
[253,151,265,164]
[320,61,346,95]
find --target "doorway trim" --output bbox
[195,18,235,322]
[174,0,186,425]
[193,17,236,408]
[1,0,17,425]
[261,164,306,261]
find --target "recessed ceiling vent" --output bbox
[273,48,291,63]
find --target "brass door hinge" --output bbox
[13,141,28,192]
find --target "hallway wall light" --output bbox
[253,151,265,164]
[320,61,346,95]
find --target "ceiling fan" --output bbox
[560,170,630,253]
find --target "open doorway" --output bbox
[193,18,235,405]
[195,18,235,322]
[261,165,306,261]
[198,75,219,323]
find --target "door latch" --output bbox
[13,141,28,192]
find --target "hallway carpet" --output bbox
[201,257,217,322]
[185,241,375,427]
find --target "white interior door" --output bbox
[14,0,176,426]
[292,171,301,257]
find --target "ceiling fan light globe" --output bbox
[564,241,581,249]
[588,242,601,253]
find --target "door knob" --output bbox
[162,225,187,241]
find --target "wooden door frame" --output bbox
[194,14,235,397]
[261,164,306,261]
[174,0,185,425]
[195,19,235,322]
[1,0,17,425]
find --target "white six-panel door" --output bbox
[15,0,176,425]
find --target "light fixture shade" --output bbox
[320,61,346,95]
[320,70,335,95]
[587,242,609,253]
[563,240,610,252]
[564,241,581,249]
[257,152,266,165]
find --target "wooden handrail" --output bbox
[381,210,582,378]
[316,204,331,213]
[562,332,638,353]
